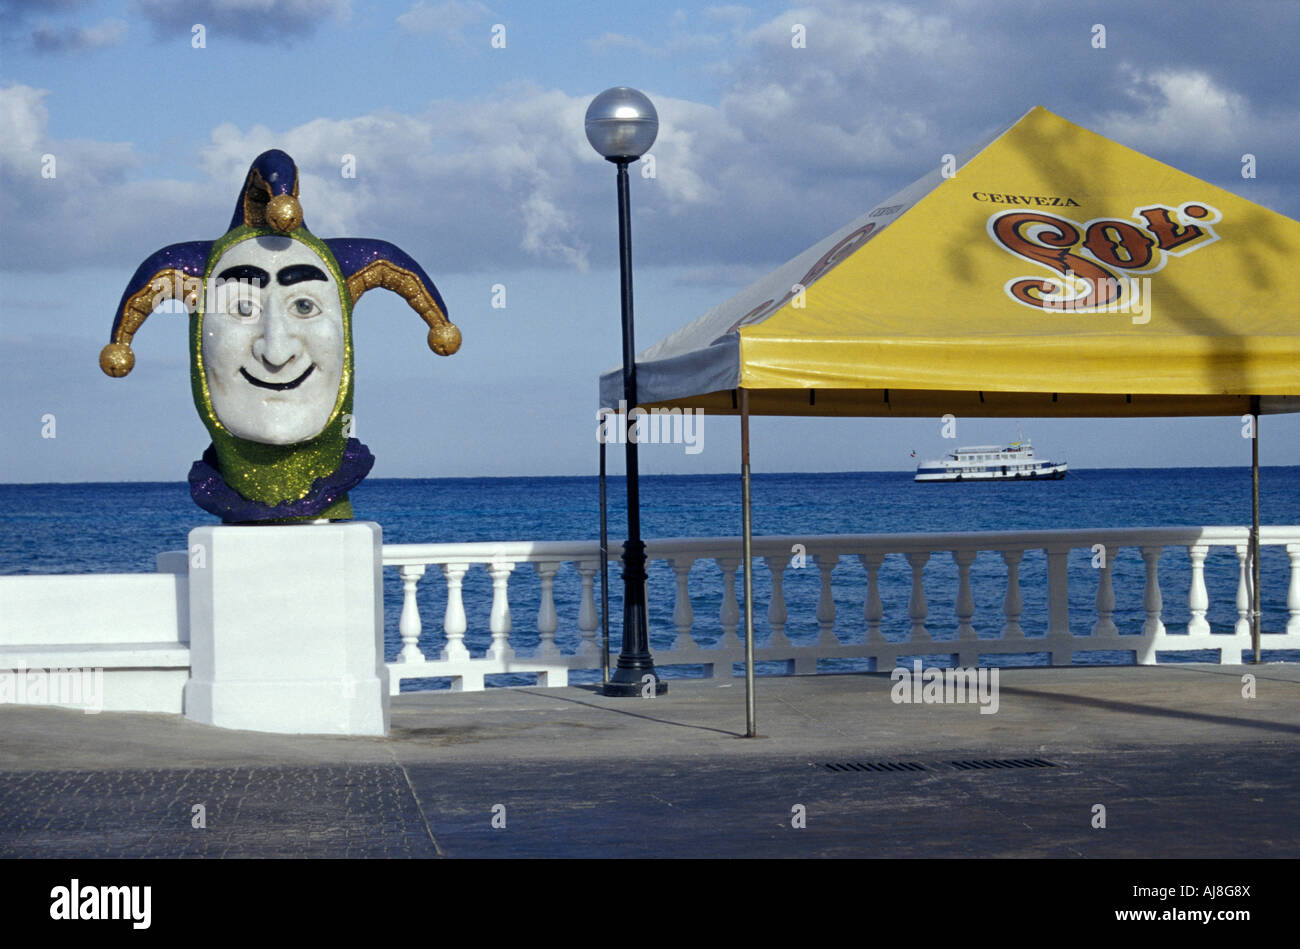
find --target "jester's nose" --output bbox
[266,193,303,233]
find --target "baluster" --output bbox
[1140,546,1165,637]
[1092,551,1117,636]
[441,562,470,661]
[576,560,600,656]
[398,564,427,662]
[952,549,976,641]
[643,565,652,632]
[1288,544,1300,635]
[1000,549,1024,639]
[534,561,560,657]
[762,556,791,648]
[1046,547,1070,654]
[487,558,515,660]
[1187,545,1210,636]
[1234,544,1252,639]
[813,554,839,646]
[1138,546,1165,665]
[905,551,929,641]
[859,552,886,645]
[671,557,695,648]
[715,557,741,646]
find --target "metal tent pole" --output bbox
[599,437,611,683]
[740,387,757,737]
[1251,395,1261,664]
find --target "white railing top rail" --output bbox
[382,525,1300,565]
[383,540,606,566]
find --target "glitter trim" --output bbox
[188,438,375,524]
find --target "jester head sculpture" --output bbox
[100,149,460,523]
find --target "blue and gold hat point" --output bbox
[100,148,460,379]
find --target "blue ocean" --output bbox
[2,468,1298,686]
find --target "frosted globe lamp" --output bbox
[585,87,658,162]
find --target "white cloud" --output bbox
[0,83,49,155]
[396,0,493,42]
[520,189,587,270]
[1101,67,1260,153]
[0,84,148,272]
[0,82,606,274]
[30,17,127,53]
[4,0,1297,284]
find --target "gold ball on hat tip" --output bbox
[99,342,134,377]
[266,194,303,233]
[428,324,461,356]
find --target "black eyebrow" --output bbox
[278,264,328,286]
[217,265,270,284]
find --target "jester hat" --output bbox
[100,149,460,522]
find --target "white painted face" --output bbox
[201,236,344,445]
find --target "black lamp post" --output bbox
[586,86,666,697]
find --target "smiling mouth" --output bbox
[239,364,315,391]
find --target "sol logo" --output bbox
[988,202,1221,311]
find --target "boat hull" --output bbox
[915,463,1068,483]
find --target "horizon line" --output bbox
[3,463,1297,489]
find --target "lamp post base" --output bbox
[602,537,667,697]
[602,668,668,697]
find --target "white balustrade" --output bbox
[1187,545,1210,636]
[1234,545,1251,638]
[1092,553,1117,637]
[671,558,695,648]
[397,564,426,662]
[1289,545,1300,635]
[715,557,741,647]
[1046,547,1071,665]
[534,561,560,658]
[762,556,791,649]
[486,558,514,661]
[575,561,601,656]
[441,562,470,662]
[953,550,977,640]
[860,552,886,645]
[813,554,840,646]
[905,551,930,641]
[379,527,1300,694]
[1000,549,1025,640]
[1140,545,1166,638]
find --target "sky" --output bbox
[2,0,1298,484]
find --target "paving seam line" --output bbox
[388,748,445,858]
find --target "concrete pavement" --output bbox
[2,664,1298,858]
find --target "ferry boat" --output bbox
[914,437,1066,482]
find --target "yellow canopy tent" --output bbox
[597,106,1300,734]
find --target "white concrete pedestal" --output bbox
[183,522,389,736]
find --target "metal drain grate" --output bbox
[823,761,928,773]
[949,758,1058,771]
